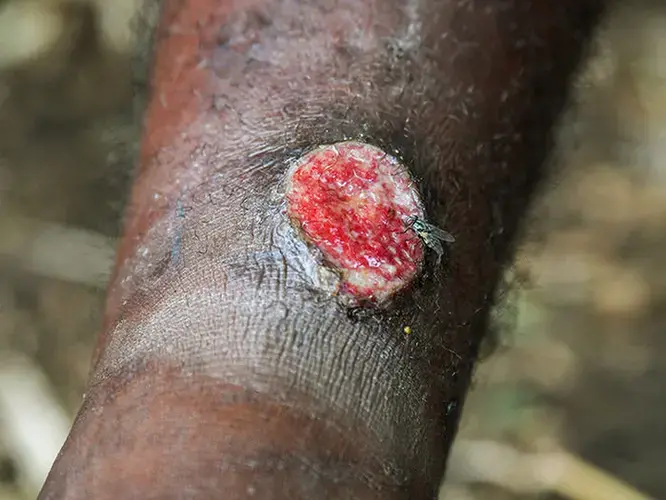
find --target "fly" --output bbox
[403,215,455,264]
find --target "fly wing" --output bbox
[428,224,456,243]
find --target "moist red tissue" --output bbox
[286,141,425,303]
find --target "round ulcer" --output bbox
[285,141,425,304]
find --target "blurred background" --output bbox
[0,1,665,499]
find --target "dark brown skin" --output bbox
[39,1,607,499]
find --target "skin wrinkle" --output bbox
[39,0,608,499]
[99,218,434,435]
[93,216,444,493]
[50,370,404,499]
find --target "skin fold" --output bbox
[38,0,607,499]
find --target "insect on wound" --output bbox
[285,141,426,304]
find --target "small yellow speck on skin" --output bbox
[403,326,412,335]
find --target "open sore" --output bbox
[285,141,426,304]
